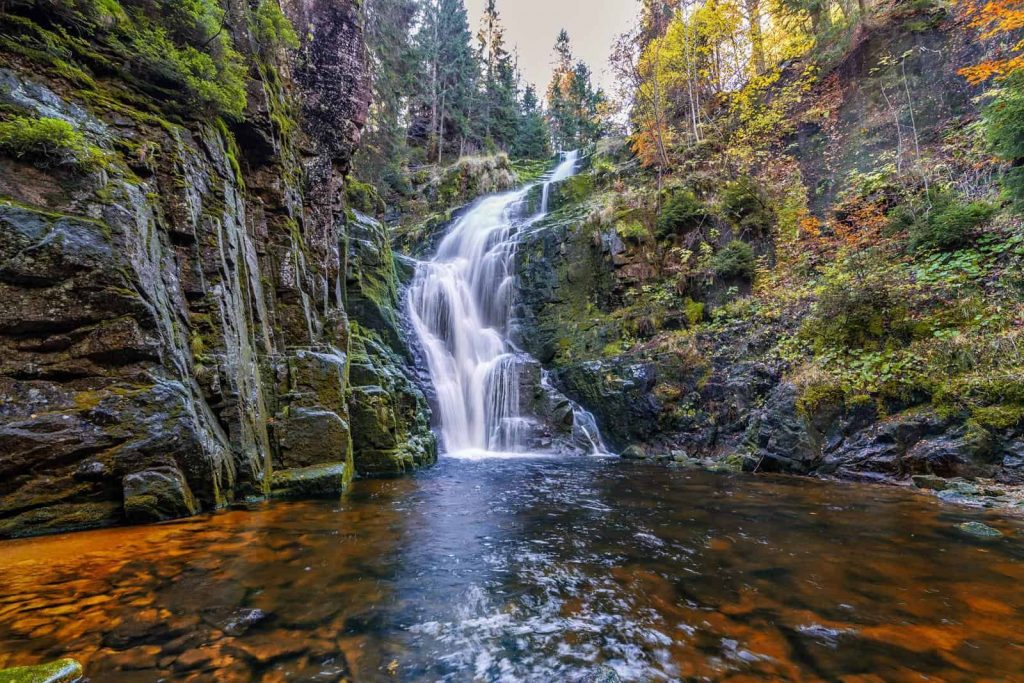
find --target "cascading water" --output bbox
[408,152,603,455]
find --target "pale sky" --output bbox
[465,0,640,96]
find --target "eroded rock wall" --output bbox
[0,1,434,538]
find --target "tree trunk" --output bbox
[745,0,766,76]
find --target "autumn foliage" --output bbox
[957,0,1024,83]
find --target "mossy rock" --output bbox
[270,463,350,499]
[0,658,83,683]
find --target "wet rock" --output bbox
[621,445,649,460]
[276,407,351,469]
[123,467,199,523]
[744,384,819,473]
[270,463,350,499]
[0,659,83,683]
[585,666,622,683]
[957,521,1003,538]
[221,608,270,637]
[912,474,950,491]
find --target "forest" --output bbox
[0,0,1023,680]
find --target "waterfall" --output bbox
[408,152,601,455]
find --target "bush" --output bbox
[910,200,995,251]
[0,116,105,169]
[984,71,1024,210]
[802,273,911,351]
[712,240,756,280]
[656,189,710,239]
[721,176,775,236]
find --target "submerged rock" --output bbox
[957,521,1003,539]
[0,659,83,683]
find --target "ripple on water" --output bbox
[0,457,1023,681]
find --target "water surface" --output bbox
[1,457,1023,681]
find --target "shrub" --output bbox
[910,200,996,251]
[712,240,756,280]
[0,116,105,169]
[802,273,911,351]
[721,176,775,236]
[656,189,710,239]
[984,71,1024,210]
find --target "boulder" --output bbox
[123,467,199,523]
[0,659,83,683]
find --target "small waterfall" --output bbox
[408,152,601,455]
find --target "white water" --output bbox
[408,152,602,455]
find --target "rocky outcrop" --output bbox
[0,2,433,538]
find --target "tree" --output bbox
[546,30,605,149]
[416,0,479,162]
[476,0,520,150]
[513,84,553,159]
[356,0,422,193]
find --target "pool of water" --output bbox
[1,457,1023,682]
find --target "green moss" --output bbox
[0,116,107,170]
[0,658,83,683]
[346,179,386,215]
[254,0,300,54]
[683,298,705,326]
[796,379,846,418]
[970,405,1024,431]
[615,218,648,242]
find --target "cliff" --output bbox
[513,4,1024,507]
[0,0,435,538]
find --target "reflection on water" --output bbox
[1,457,1023,682]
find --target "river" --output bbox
[1,455,1022,681]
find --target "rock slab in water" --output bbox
[0,659,83,683]
[958,521,1003,538]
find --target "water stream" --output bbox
[407,152,601,455]
[2,458,1022,681]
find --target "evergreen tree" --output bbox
[513,84,553,159]
[476,0,519,151]
[416,0,479,162]
[546,30,605,149]
[356,0,422,194]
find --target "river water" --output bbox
[1,455,1022,681]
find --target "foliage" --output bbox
[890,192,996,251]
[656,189,711,239]
[956,0,1024,84]
[255,0,300,53]
[801,266,914,351]
[712,239,756,279]
[721,175,775,236]
[982,71,1024,208]
[0,116,105,170]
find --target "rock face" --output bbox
[0,2,434,538]
[511,16,1022,489]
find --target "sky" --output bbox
[464,0,640,96]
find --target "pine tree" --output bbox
[476,0,520,151]
[513,84,553,159]
[416,0,479,162]
[546,30,605,149]
[356,0,421,193]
